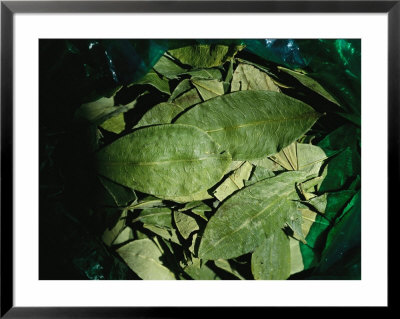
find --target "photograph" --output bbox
[39,39,361,281]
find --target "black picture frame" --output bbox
[1,0,395,317]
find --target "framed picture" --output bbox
[1,0,394,316]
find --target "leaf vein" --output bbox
[205,113,318,133]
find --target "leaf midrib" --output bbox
[206,112,318,133]
[98,155,227,166]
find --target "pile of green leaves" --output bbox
[74,42,361,280]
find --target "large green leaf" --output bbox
[176,90,321,160]
[198,170,312,260]
[251,230,291,280]
[96,124,232,198]
[168,44,244,68]
[116,239,176,280]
